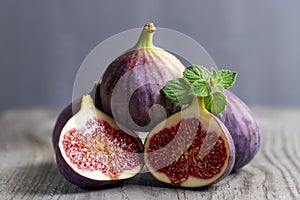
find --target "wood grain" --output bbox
[0,107,299,200]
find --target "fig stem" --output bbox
[134,22,156,49]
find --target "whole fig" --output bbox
[218,90,260,170]
[99,22,185,131]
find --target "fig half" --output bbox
[53,94,144,188]
[144,97,235,187]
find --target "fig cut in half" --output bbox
[53,94,144,188]
[144,97,235,187]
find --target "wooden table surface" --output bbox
[0,107,299,200]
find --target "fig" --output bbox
[218,90,260,170]
[144,97,235,187]
[52,94,144,188]
[100,22,185,131]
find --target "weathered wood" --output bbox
[0,107,299,200]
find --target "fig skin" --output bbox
[144,97,235,187]
[53,87,144,188]
[99,23,185,132]
[218,90,260,170]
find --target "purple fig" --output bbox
[218,90,260,170]
[99,22,185,132]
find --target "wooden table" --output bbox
[0,107,299,200]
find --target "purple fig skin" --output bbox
[52,97,122,188]
[218,90,260,170]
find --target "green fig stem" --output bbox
[134,22,156,49]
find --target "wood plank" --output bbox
[0,107,299,200]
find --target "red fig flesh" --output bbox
[144,97,235,187]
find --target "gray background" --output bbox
[1,0,299,112]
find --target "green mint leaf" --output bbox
[210,68,224,91]
[163,66,237,114]
[218,70,237,89]
[191,80,211,97]
[204,92,227,115]
[162,78,193,104]
[183,65,211,85]
[211,68,219,80]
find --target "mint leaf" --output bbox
[191,80,211,97]
[183,65,211,85]
[162,78,193,104]
[211,68,219,80]
[218,70,237,89]
[210,68,224,91]
[204,92,227,115]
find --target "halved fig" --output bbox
[144,97,235,187]
[52,94,144,188]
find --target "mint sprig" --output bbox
[162,65,237,115]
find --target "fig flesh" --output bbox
[52,94,144,188]
[100,22,185,131]
[218,90,260,170]
[144,97,235,187]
